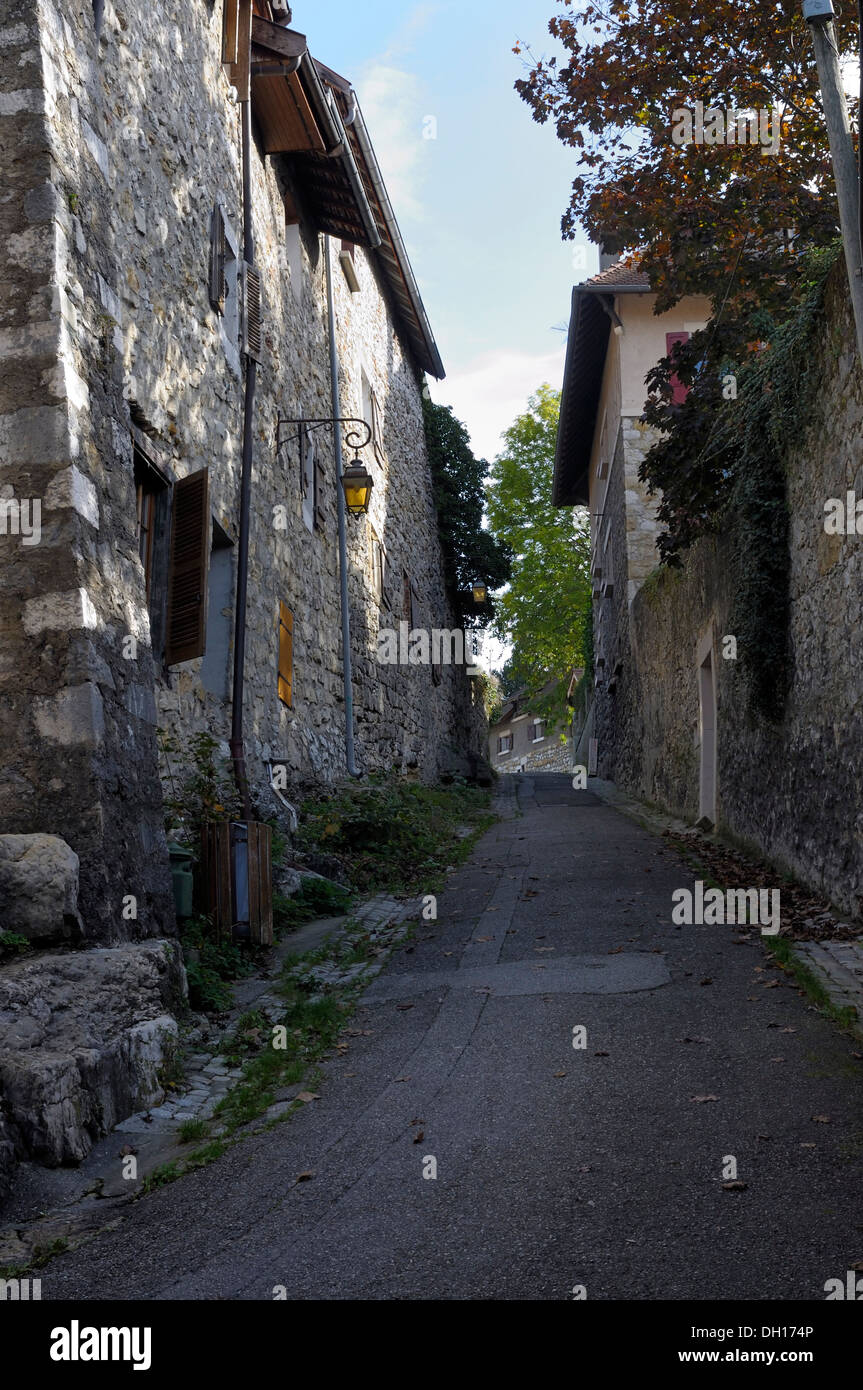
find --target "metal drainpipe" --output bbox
[324,234,360,777]
[229,94,256,820]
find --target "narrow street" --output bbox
[45,774,863,1302]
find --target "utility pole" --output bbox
[803,0,863,364]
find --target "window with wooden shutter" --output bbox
[314,456,326,530]
[209,203,227,312]
[166,468,210,666]
[240,262,263,362]
[278,602,293,707]
[666,331,690,405]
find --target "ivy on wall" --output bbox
[643,244,840,721]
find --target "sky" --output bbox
[299,0,597,464]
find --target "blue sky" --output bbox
[300,0,598,462]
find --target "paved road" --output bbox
[47,775,863,1300]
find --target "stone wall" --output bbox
[0,0,485,940]
[602,262,863,919]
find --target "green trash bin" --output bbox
[167,841,195,919]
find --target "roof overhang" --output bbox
[246,21,443,379]
[552,281,650,507]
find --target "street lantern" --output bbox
[471,580,488,605]
[341,457,374,516]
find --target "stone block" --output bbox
[0,832,82,941]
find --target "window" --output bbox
[666,331,690,405]
[370,529,387,605]
[531,720,546,744]
[301,427,316,534]
[133,437,172,656]
[278,602,293,708]
[402,569,419,627]
[209,202,240,372]
[498,734,513,755]
[200,522,234,700]
[360,367,384,463]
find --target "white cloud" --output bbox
[428,346,567,462]
[355,64,426,222]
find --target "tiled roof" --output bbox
[583,261,651,290]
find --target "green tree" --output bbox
[486,385,591,713]
[422,395,512,625]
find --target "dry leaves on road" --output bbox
[296,1171,315,1182]
[691,1095,719,1103]
[296,1092,320,1103]
[812,1115,832,1123]
[722,1180,748,1191]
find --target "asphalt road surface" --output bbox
[46,774,863,1300]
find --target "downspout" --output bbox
[229,93,256,820]
[324,233,360,777]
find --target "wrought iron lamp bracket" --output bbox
[276,416,372,463]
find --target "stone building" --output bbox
[552,260,710,784]
[554,249,863,921]
[489,676,578,774]
[0,0,486,947]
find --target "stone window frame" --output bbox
[531,720,546,744]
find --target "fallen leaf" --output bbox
[608,946,624,955]
[691,1095,719,1103]
[297,1091,320,1103]
[812,1114,831,1123]
[394,1076,411,1082]
[413,1130,424,1144]
[553,1070,567,1078]
[779,1027,797,1034]
[396,1004,414,1012]
[535,946,555,953]
[296,1171,315,1182]
[722,1180,748,1191]
[474,936,493,943]
[763,980,780,989]
[699,978,712,986]
[800,1142,816,1148]
[769,1057,785,1063]
[594,1050,609,1057]
[679,1036,710,1045]
[757,1134,771,1141]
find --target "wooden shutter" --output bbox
[166,468,210,665]
[314,456,326,530]
[208,204,226,312]
[241,263,263,362]
[666,331,690,405]
[278,602,293,707]
[222,0,240,65]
